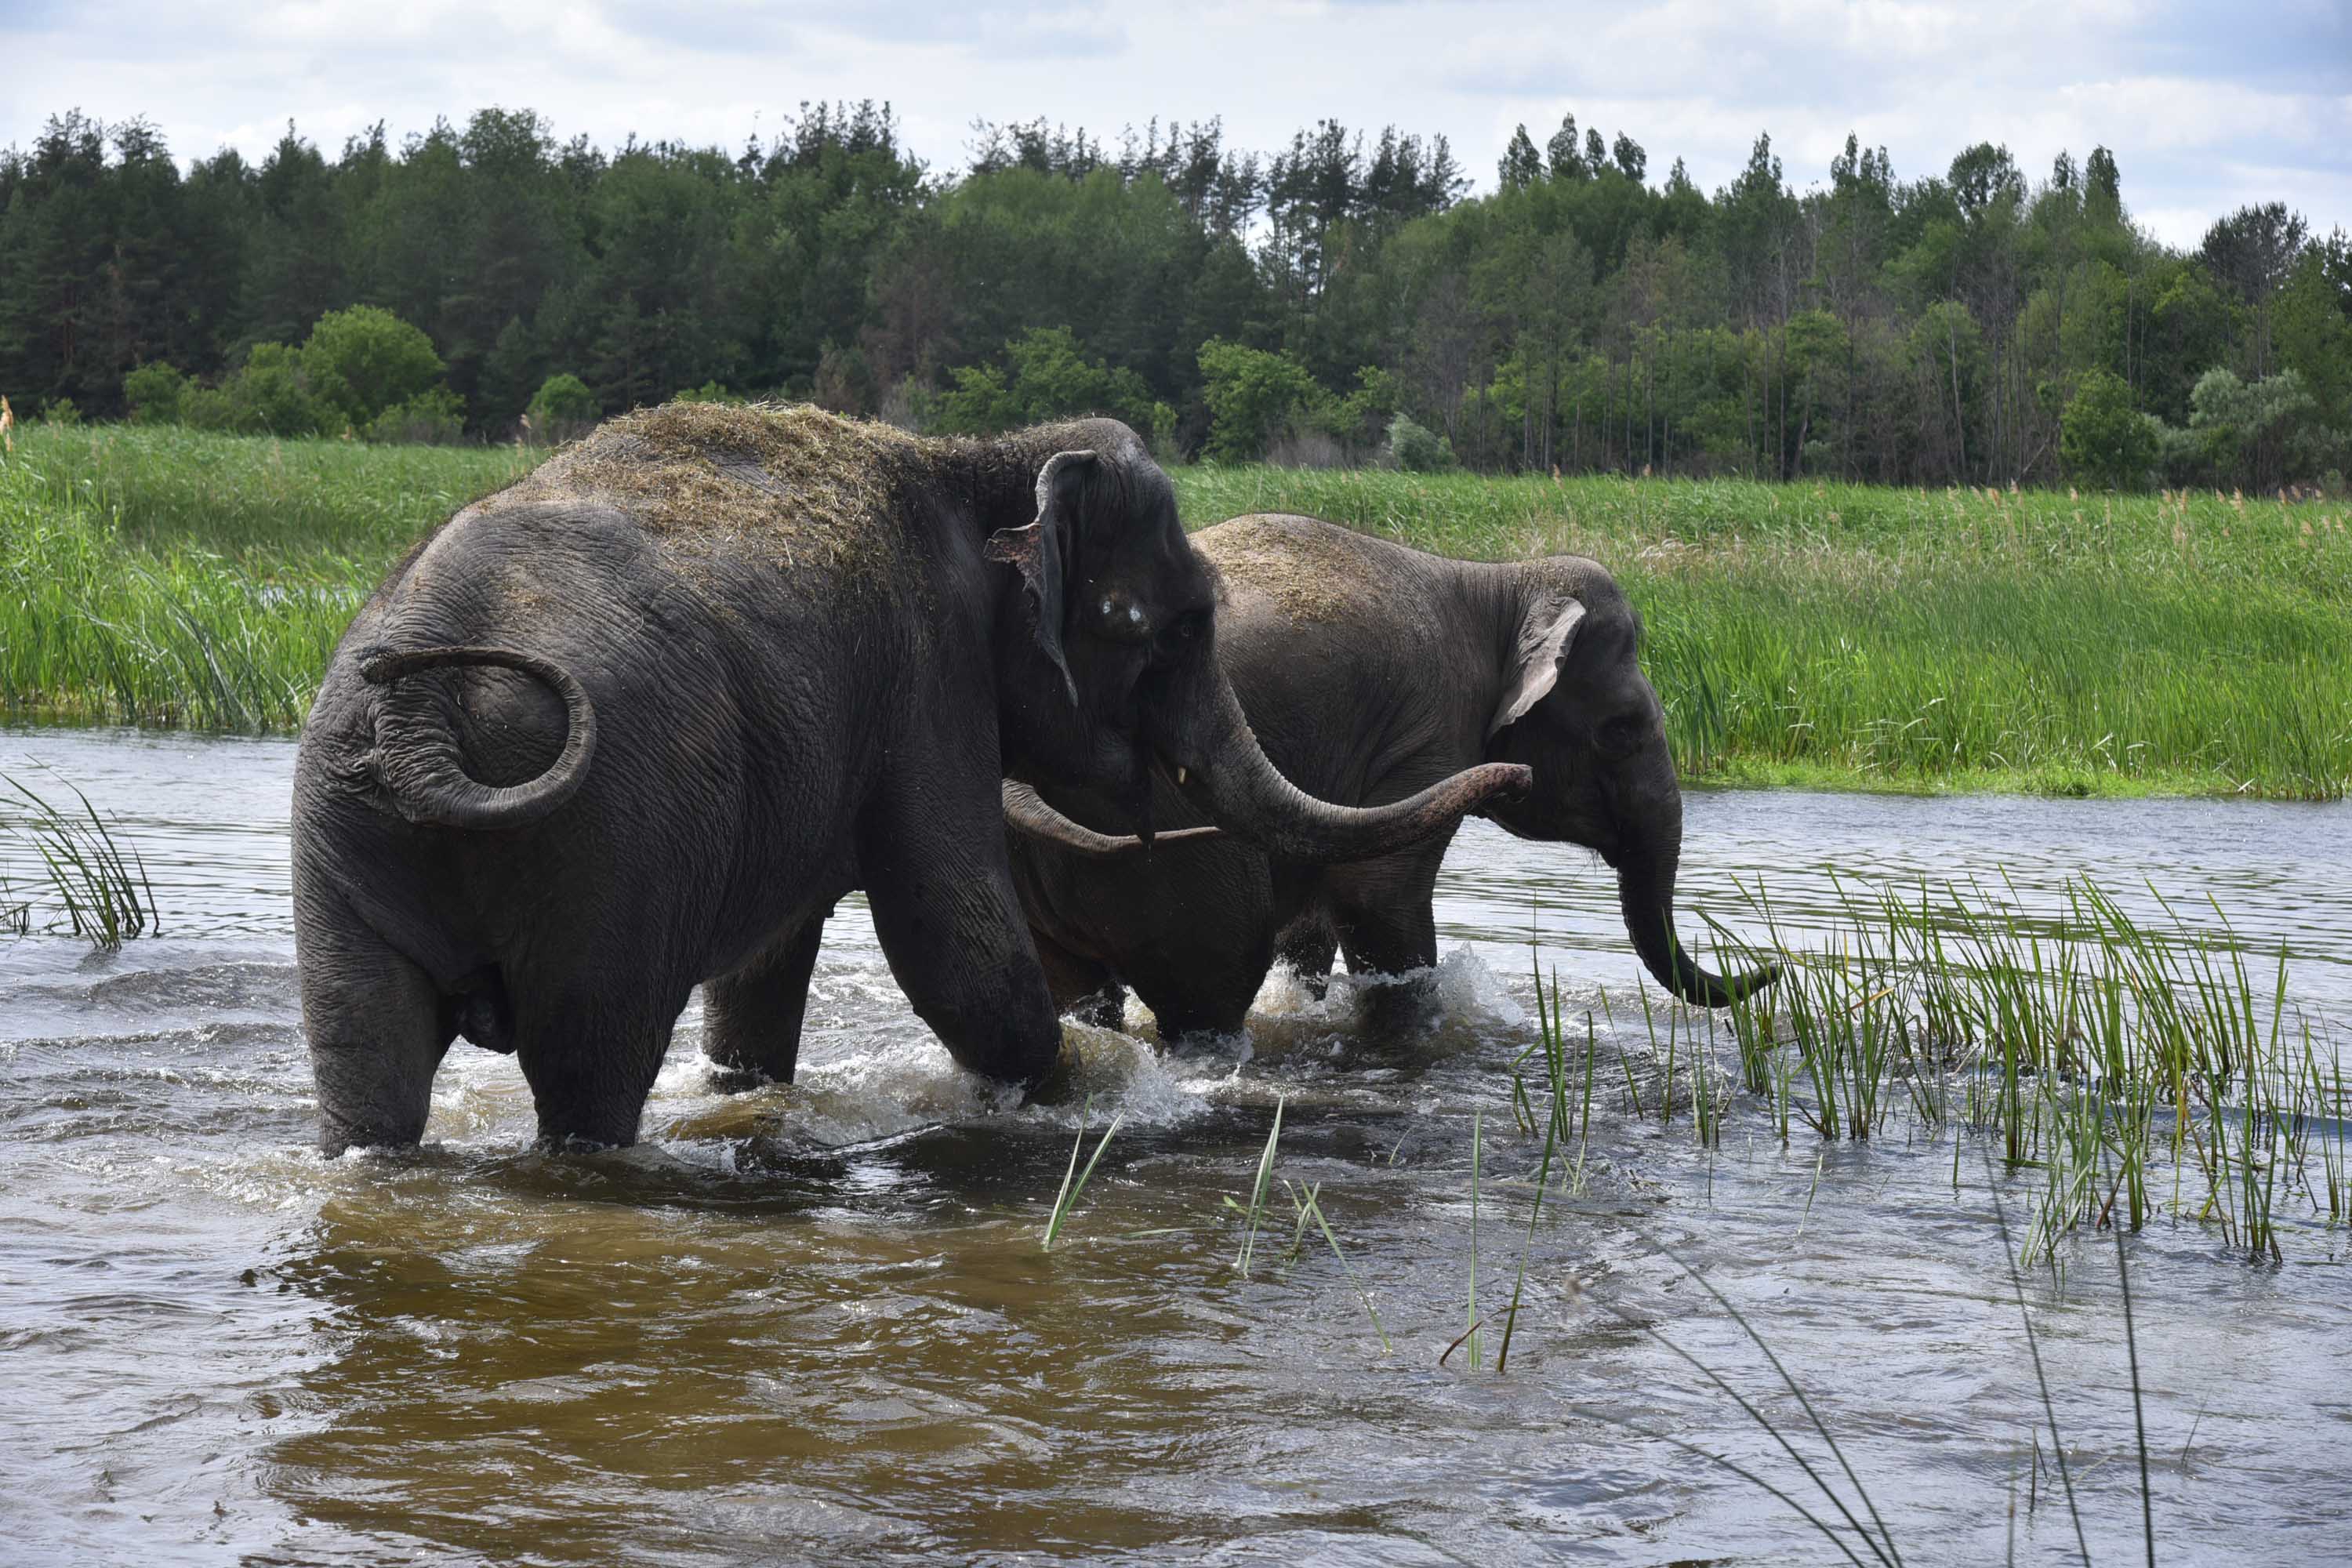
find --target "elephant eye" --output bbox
[1596,713,1650,756]
[1156,608,1209,654]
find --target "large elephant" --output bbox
[292,412,1527,1153]
[1006,511,1777,1038]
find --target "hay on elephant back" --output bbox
[1192,512,1425,625]
[477,401,927,579]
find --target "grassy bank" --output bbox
[4,424,2347,798]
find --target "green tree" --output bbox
[2060,368,2155,488]
[122,360,187,423]
[1497,125,1542,191]
[191,341,330,434]
[931,326,1164,437]
[301,303,448,427]
[1196,339,1325,460]
[525,371,600,436]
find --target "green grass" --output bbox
[1185,466,2352,800]
[5,424,2348,798]
[1628,873,2352,1262]
[1,768,156,947]
[11,422,537,563]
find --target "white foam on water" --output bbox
[1245,943,1527,1040]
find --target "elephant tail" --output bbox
[358,644,597,830]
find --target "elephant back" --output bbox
[1194,512,1431,629]
[475,401,928,586]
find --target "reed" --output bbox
[1183,465,2352,800]
[1225,1094,1287,1278]
[1,769,155,948]
[0,455,358,728]
[1041,1096,1123,1251]
[1687,873,2343,1261]
[11,422,536,562]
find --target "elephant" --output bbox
[1005,511,1777,1040]
[292,408,1529,1154]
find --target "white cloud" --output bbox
[0,0,2341,247]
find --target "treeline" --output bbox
[2,103,2347,489]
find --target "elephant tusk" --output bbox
[1176,766,1187,785]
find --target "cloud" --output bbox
[0,0,2339,246]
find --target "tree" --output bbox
[2201,202,2310,376]
[1611,132,1646,183]
[122,361,187,423]
[2060,368,2154,488]
[1497,125,1542,191]
[526,371,600,436]
[1196,339,1324,460]
[301,303,448,427]
[1544,114,1587,181]
[930,326,1164,437]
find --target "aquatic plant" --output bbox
[1279,1178,1391,1354]
[1674,873,2346,1262]
[0,453,360,728]
[1,769,154,947]
[1224,1094,1287,1278]
[1040,1096,1124,1251]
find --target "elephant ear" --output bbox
[1486,593,1586,737]
[985,448,1097,708]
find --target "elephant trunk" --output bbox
[1001,781,1220,854]
[1178,677,1529,864]
[1614,763,1777,1007]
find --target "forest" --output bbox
[2,102,2347,489]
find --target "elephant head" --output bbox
[988,422,1527,860]
[1482,564,1776,1007]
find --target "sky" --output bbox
[3,0,2347,248]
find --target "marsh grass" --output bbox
[1185,466,2352,800]
[2,768,154,947]
[13,423,538,561]
[1041,1096,1123,1251]
[1675,873,2346,1261]
[1280,1178,1391,1353]
[1225,1094,1287,1277]
[7,428,2347,799]
[0,453,361,728]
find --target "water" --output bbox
[5,725,2350,1564]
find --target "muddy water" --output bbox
[5,725,2349,1565]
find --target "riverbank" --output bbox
[5,423,2346,798]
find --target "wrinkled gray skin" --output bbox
[293,420,1529,1154]
[1007,513,1777,1039]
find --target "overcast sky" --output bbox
[5,0,2347,248]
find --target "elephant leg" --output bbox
[1033,929,1127,1031]
[704,913,828,1086]
[1330,856,1446,1040]
[1273,913,1340,1001]
[297,894,453,1155]
[1131,971,1258,1042]
[510,974,689,1149]
[862,800,1062,1090]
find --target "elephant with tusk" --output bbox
[292,411,1528,1154]
[1004,511,1778,1040]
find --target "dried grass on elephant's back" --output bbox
[1192,512,1425,625]
[476,402,925,581]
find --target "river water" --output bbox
[4,725,2348,1565]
